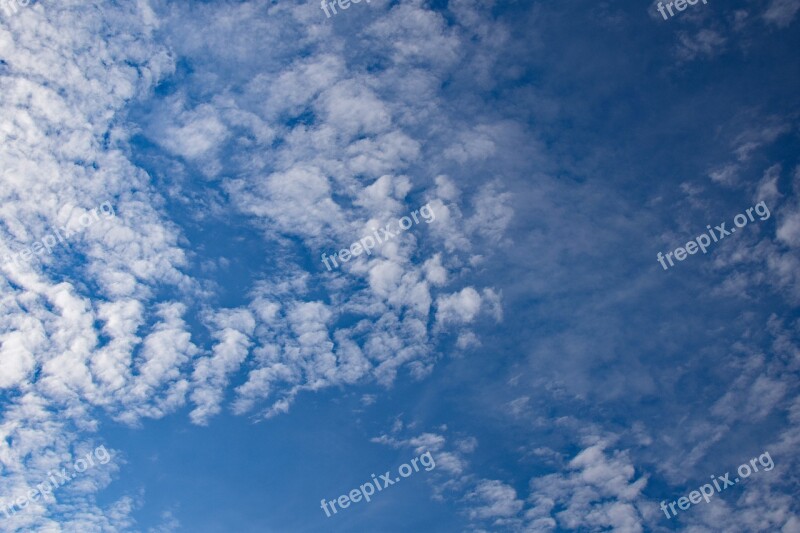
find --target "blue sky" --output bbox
[0,0,799,531]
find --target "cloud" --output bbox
[159,103,230,161]
[8,0,797,530]
[468,479,525,520]
[189,308,255,425]
[436,287,482,325]
[763,0,800,27]
[676,29,727,61]
[0,0,203,524]
[526,441,648,533]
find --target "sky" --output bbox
[0,0,798,531]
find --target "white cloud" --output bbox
[526,442,648,533]
[160,103,230,161]
[436,287,482,324]
[468,480,525,520]
[189,308,255,425]
[764,0,800,27]
[676,29,727,61]
[0,338,36,389]
[0,0,519,524]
